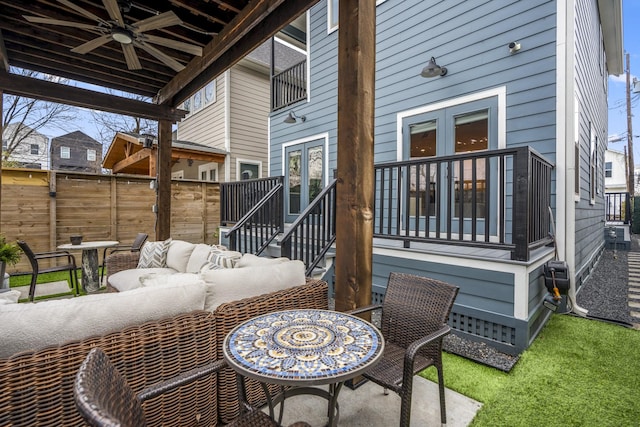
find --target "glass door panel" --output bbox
[285,140,324,222]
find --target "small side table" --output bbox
[223,309,384,426]
[58,241,119,293]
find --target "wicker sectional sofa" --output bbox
[0,279,328,426]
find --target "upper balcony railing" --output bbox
[271,60,307,111]
[373,146,554,261]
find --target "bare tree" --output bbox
[91,90,157,150]
[2,69,76,165]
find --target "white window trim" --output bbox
[327,0,388,34]
[396,86,507,160]
[590,123,596,205]
[198,162,219,182]
[236,159,263,181]
[281,132,330,187]
[182,79,217,116]
[87,149,96,162]
[60,146,70,159]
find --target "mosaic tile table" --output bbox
[223,309,385,426]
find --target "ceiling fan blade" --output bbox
[136,41,184,72]
[122,44,142,70]
[56,0,108,26]
[23,15,99,30]
[102,0,124,27]
[133,11,182,33]
[142,34,203,56]
[71,34,112,54]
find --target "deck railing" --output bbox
[220,176,283,225]
[223,183,284,255]
[271,60,307,111]
[373,146,554,261]
[605,192,631,224]
[280,179,337,276]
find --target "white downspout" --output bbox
[224,70,231,182]
[559,0,588,316]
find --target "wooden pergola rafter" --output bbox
[0,0,375,310]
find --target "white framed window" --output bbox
[30,144,39,155]
[61,146,70,159]
[87,149,96,161]
[574,93,580,201]
[589,123,596,204]
[328,0,388,33]
[605,161,612,178]
[198,162,218,182]
[182,79,216,116]
[236,159,262,181]
[171,170,184,179]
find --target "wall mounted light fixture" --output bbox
[284,111,306,124]
[420,56,447,78]
[508,41,521,53]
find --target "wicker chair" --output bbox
[100,232,148,284]
[75,348,310,427]
[17,240,79,301]
[349,272,459,427]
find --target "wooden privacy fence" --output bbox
[0,168,220,273]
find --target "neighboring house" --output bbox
[604,148,627,193]
[176,21,306,183]
[262,0,623,354]
[102,132,227,180]
[50,131,102,173]
[1,123,48,169]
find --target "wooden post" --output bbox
[334,0,376,312]
[156,120,172,240]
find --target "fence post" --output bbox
[512,147,531,261]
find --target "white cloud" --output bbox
[610,73,637,84]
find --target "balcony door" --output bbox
[285,139,324,223]
[403,98,498,237]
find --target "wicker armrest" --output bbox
[105,252,140,277]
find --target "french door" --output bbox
[285,140,324,223]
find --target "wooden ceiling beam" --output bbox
[112,148,152,174]
[0,71,186,121]
[156,0,317,105]
[0,31,9,71]
[169,0,230,26]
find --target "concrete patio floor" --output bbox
[264,376,481,427]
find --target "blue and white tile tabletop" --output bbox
[223,309,384,386]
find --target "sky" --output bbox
[29,1,640,156]
[608,0,640,160]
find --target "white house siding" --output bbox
[2,123,49,169]
[228,65,270,181]
[604,149,626,193]
[176,76,227,178]
[572,0,609,288]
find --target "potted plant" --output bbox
[0,235,21,289]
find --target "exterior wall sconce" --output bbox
[142,134,155,148]
[284,111,306,124]
[420,56,447,78]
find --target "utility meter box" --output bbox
[544,260,570,294]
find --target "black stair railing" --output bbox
[280,179,337,276]
[220,177,283,225]
[224,183,284,255]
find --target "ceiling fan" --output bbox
[23,0,203,72]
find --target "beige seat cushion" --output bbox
[234,253,290,268]
[0,282,206,358]
[166,240,196,273]
[108,267,177,292]
[185,244,214,273]
[202,260,306,311]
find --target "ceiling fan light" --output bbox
[112,28,133,44]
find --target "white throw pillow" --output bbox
[137,238,172,268]
[186,244,215,273]
[0,290,21,305]
[201,260,306,311]
[0,282,206,358]
[165,240,196,272]
[108,268,175,292]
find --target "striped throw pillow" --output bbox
[137,238,172,268]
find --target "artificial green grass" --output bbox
[422,315,640,426]
[9,270,90,300]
